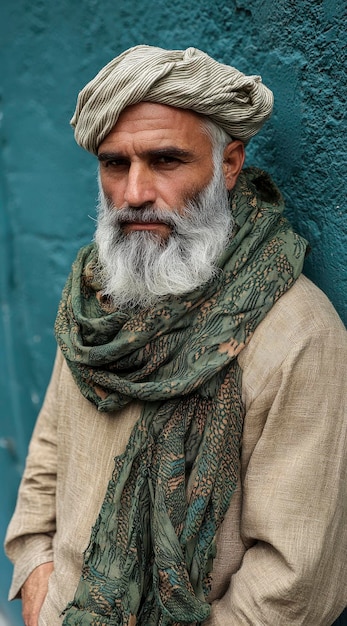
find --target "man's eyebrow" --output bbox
[145,147,193,159]
[97,151,126,162]
[97,147,193,161]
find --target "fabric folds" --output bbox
[70,46,274,154]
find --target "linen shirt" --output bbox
[5,276,347,625]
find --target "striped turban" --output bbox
[71,45,274,154]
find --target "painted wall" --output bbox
[1,0,346,623]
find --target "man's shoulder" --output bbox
[266,274,343,334]
[238,274,346,389]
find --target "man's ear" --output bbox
[222,141,245,190]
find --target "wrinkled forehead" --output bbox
[97,102,214,156]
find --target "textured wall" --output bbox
[1,0,346,623]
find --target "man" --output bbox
[5,46,347,626]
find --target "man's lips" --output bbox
[121,221,173,235]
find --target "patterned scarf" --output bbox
[56,168,307,625]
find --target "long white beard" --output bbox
[94,164,232,310]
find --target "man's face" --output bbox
[97,102,216,241]
[95,103,244,309]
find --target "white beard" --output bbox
[94,162,232,310]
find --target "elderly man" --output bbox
[5,46,347,626]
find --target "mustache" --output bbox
[97,192,197,226]
[101,203,189,229]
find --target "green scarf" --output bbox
[56,168,307,625]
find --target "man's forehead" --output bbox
[112,102,204,131]
[98,102,211,152]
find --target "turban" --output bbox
[71,45,274,154]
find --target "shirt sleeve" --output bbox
[207,310,347,624]
[4,349,63,600]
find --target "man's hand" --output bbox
[21,562,54,626]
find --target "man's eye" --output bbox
[104,160,128,168]
[155,156,182,166]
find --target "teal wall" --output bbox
[1,1,346,624]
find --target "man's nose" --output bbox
[123,163,156,208]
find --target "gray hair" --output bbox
[200,117,234,168]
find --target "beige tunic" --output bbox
[5,276,347,625]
